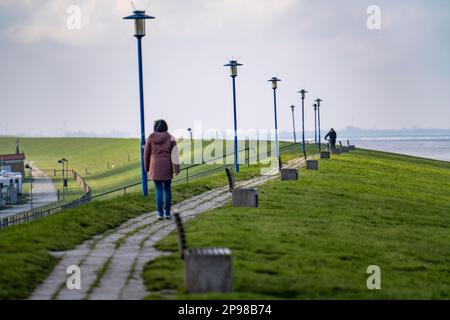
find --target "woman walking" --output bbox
[144,120,180,220]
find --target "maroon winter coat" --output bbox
[144,132,180,181]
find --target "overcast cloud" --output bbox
[0,0,449,137]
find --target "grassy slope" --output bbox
[143,149,450,299]
[0,140,308,300]
[0,137,142,197]
[0,137,300,197]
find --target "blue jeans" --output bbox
[154,180,172,217]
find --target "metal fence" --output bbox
[0,141,308,229]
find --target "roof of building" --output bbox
[0,153,26,161]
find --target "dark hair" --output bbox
[154,119,168,133]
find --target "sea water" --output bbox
[343,136,450,162]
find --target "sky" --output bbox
[0,0,449,137]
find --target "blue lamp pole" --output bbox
[224,60,243,173]
[313,103,318,146]
[315,98,323,151]
[124,10,155,197]
[298,89,308,159]
[268,77,281,161]
[290,105,297,143]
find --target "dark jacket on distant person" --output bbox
[324,129,337,144]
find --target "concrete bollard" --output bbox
[320,151,331,159]
[185,248,233,293]
[232,188,259,208]
[331,148,342,155]
[280,168,298,181]
[341,146,349,153]
[306,159,319,170]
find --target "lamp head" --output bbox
[268,77,281,89]
[298,89,308,99]
[313,103,318,111]
[315,98,323,106]
[123,10,155,38]
[224,60,243,77]
[290,105,295,111]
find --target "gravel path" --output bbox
[30,157,310,300]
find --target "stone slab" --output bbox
[280,168,298,181]
[331,148,341,155]
[306,160,319,170]
[232,188,259,208]
[320,151,331,159]
[185,248,232,294]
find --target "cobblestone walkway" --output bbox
[30,157,310,300]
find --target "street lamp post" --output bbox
[58,160,65,201]
[124,10,155,197]
[298,89,308,159]
[268,77,282,162]
[290,105,297,143]
[25,164,32,210]
[62,158,69,178]
[313,103,318,146]
[224,60,243,173]
[187,128,192,143]
[315,98,323,151]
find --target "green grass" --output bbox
[0,143,301,300]
[0,137,309,197]
[0,137,146,196]
[143,149,450,299]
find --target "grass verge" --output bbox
[143,149,450,299]
[0,142,307,300]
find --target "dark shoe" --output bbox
[157,215,164,221]
[164,215,173,220]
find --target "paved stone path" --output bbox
[30,156,312,300]
[0,166,58,218]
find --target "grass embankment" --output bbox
[143,149,450,299]
[0,137,303,198]
[0,141,309,300]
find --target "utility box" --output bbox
[280,168,298,181]
[349,145,356,150]
[320,151,331,159]
[232,188,259,208]
[306,160,319,170]
[341,146,349,153]
[185,248,232,294]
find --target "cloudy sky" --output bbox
[0,0,449,137]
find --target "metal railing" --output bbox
[0,141,307,229]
